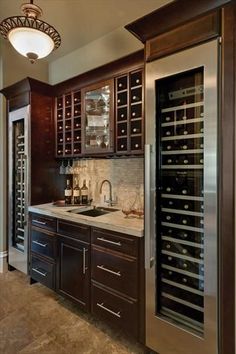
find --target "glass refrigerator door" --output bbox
[12,118,26,252]
[157,68,204,334]
[145,40,218,354]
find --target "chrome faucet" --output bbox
[99,179,117,206]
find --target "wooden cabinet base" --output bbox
[91,282,138,338]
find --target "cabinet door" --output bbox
[81,79,114,155]
[57,235,90,310]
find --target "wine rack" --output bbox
[56,90,82,157]
[157,68,205,334]
[115,68,144,155]
[13,119,26,252]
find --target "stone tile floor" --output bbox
[0,270,145,354]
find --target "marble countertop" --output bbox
[28,203,144,237]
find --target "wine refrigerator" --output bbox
[8,106,29,274]
[145,40,218,354]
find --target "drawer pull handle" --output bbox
[97,265,121,277]
[32,240,48,248]
[32,268,47,277]
[97,302,121,318]
[97,237,121,247]
[32,219,46,226]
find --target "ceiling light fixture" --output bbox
[0,0,61,63]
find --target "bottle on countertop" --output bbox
[73,178,81,205]
[81,179,88,204]
[65,179,72,205]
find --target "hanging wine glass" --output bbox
[104,135,109,148]
[59,160,65,174]
[96,135,102,147]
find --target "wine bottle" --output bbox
[65,179,72,205]
[81,180,88,204]
[73,178,81,205]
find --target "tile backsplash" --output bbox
[72,158,144,207]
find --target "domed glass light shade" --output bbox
[0,1,61,63]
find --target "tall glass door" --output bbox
[145,40,218,354]
[157,68,204,334]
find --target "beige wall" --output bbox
[49,27,143,84]
[0,40,49,254]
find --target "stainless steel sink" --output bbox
[96,207,120,212]
[68,206,119,217]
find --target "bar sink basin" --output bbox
[68,206,119,217]
[76,209,109,217]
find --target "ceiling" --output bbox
[0,0,172,62]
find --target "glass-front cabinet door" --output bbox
[82,79,114,155]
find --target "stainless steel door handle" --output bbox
[96,302,121,318]
[97,264,121,277]
[82,248,87,274]
[145,144,154,269]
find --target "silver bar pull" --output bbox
[83,248,87,274]
[96,302,121,318]
[32,219,46,226]
[97,237,121,247]
[97,264,121,277]
[32,240,48,248]
[145,144,154,269]
[32,268,47,277]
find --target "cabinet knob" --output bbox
[136,79,140,84]
[118,83,122,88]
[67,112,70,117]
[74,98,78,102]
[133,128,137,132]
[66,100,70,104]
[121,129,125,133]
[59,126,62,130]
[66,138,70,141]
[135,144,139,148]
[75,110,78,114]
[59,138,63,142]
[132,112,136,117]
[121,114,124,118]
[58,114,62,118]
[76,136,80,140]
[132,95,136,100]
[121,144,124,148]
[117,99,121,103]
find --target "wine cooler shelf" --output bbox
[55,68,144,158]
[157,67,205,335]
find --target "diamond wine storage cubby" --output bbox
[115,68,144,155]
[56,90,82,157]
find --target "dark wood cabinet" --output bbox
[115,68,144,155]
[55,90,82,157]
[29,213,144,341]
[53,51,145,158]
[57,234,90,310]
[91,227,142,339]
[29,213,57,289]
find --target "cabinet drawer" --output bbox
[58,220,90,243]
[31,229,56,260]
[91,228,138,257]
[30,255,55,290]
[91,283,138,338]
[92,246,138,299]
[31,213,56,232]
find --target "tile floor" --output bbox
[0,270,145,354]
